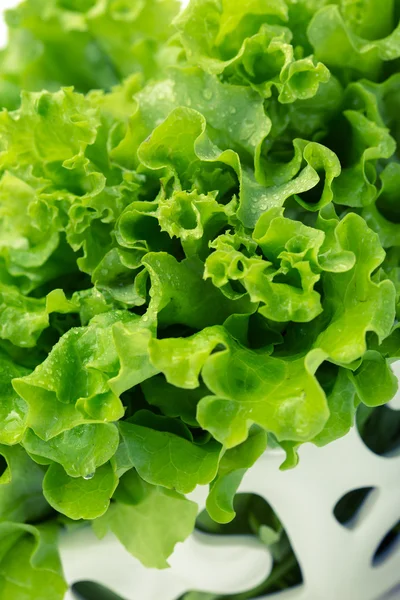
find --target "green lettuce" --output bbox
[93,469,198,568]
[0,522,66,600]
[0,0,398,596]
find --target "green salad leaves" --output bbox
[0,0,399,596]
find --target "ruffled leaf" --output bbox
[23,423,119,478]
[206,426,267,523]
[119,410,221,494]
[0,445,49,523]
[43,462,118,520]
[150,327,329,446]
[0,522,66,600]
[93,469,197,569]
[12,311,140,439]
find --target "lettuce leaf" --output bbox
[12,311,142,439]
[0,352,29,445]
[43,462,118,520]
[0,444,50,523]
[0,522,66,600]
[119,410,221,493]
[149,326,329,446]
[0,0,398,587]
[0,0,180,95]
[206,426,268,523]
[23,423,119,478]
[308,4,400,81]
[93,469,197,569]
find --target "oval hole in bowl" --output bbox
[357,405,400,457]
[333,487,376,527]
[372,520,400,567]
[379,583,400,600]
[72,581,126,600]
[0,454,7,478]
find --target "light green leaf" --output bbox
[198,343,328,446]
[363,162,400,248]
[0,352,29,445]
[143,252,256,329]
[142,375,209,427]
[313,367,358,447]
[108,317,158,397]
[93,469,197,569]
[157,189,235,259]
[12,311,137,439]
[309,4,400,81]
[92,248,147,307]
[331,92,396,207]
[0,444,49,523]
[43,462,118,520]
[119,411,221,494]
[149,326,227,389]
[314,214,396,363]
[352,350,398,407]
[0,88,99,171]
[151,326,329,447]
[238,138,340,227]
[0,285,80,349]
[0,522,66,600]
[0,171,75,293]
[206,426,267,523]
[113,67,270,171]
[23,423,119,478]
